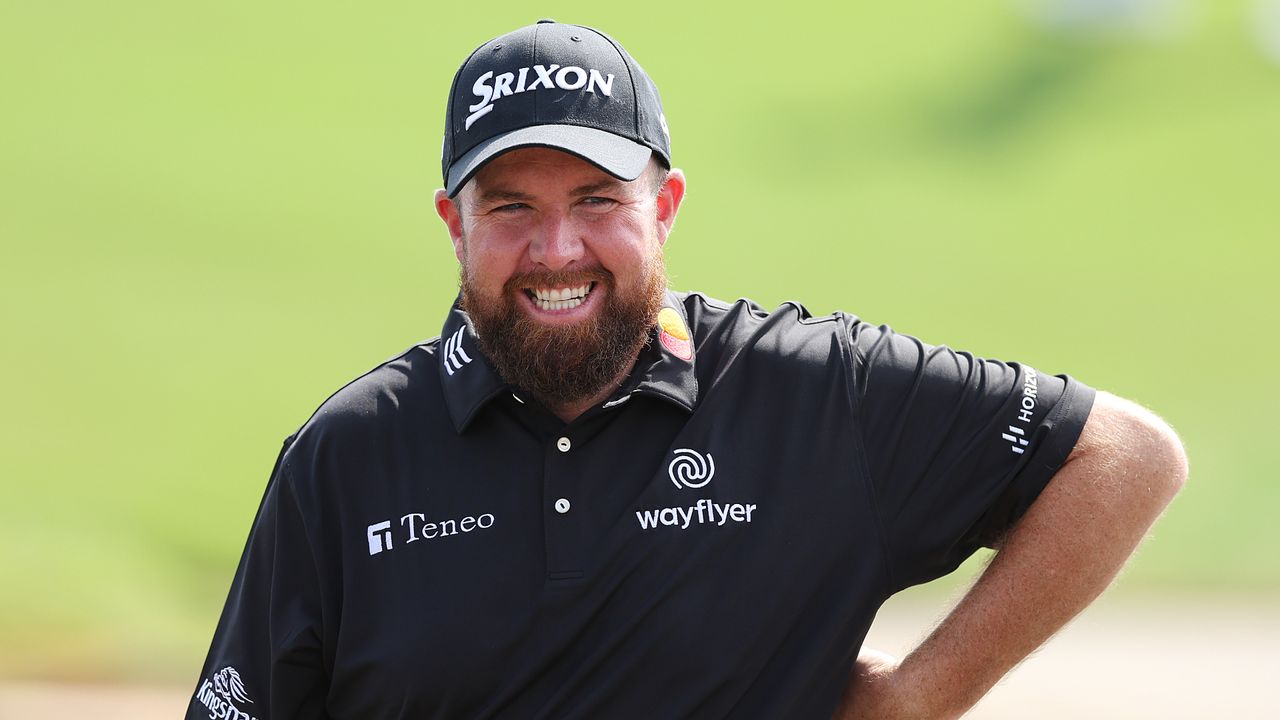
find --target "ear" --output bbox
[654,168,686,247]
[434,188,466,263]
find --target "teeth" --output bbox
[529,282,593,312]
[530,283,592,307]
[533,296,586,311]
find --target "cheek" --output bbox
[596,224,659,274]
[464,238,529,291]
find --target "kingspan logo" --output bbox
[466,64,616,130]
[636,447,758,531]
[194,666,259,720]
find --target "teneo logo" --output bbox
[367,520,393,555]
[466,64,616,130]
[1003,367,1039,454]
[668,448,714,489]
[194,666,259,720]
[442,326,473,376]
[367,511,496,555]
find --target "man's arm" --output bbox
[187,444,330,719]
[835,390,1188,719]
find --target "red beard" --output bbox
[460,253,667,410]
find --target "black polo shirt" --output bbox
[188,290,1094,720]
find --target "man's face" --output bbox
[435,148,685,408]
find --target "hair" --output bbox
[644,156,670,197]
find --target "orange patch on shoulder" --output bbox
[657,307,693,361]
[657,308,689,340]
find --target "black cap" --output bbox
[442,21,671,197]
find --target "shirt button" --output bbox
[556,436,571,452]
[555,498,571,514]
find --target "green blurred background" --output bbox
[2,0,1276,684]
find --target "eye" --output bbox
[493,202,529,213]
[580,196,618,210]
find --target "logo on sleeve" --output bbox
[1003,367,1039,454]
[195,666,258,720]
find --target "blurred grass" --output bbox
[1,0,1277,682]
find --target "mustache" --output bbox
[503,267,613,293]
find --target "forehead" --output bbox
[468,147,625,194]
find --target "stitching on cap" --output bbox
[583,25,640,139]
[531,24,541,123]
[450,41,488,152]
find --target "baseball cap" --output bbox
[441,19,671,197]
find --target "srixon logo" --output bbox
[466,64,616,130]
[1002,367,1039,455]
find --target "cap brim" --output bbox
[446,125,652,197]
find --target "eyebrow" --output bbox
[474,188,535,205]
[472,177,628,207]
[569,178,627,196]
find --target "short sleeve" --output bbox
[186,439,331,720]
[848,321,1095,593]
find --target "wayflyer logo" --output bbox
[636,447,758,531]
[668,448,714,489]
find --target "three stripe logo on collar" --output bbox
[443,326,473,375]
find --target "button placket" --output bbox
[544,433,585,581]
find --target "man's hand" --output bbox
[833,391,1187,719]
[832,647,915,720]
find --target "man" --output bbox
[189,19,1186,719]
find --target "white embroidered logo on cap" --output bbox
[467,65,615,130]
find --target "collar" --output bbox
[438,297,509,432]
[613,289,699,414]
[439,290,700,432]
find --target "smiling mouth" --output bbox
[524,282,595,311]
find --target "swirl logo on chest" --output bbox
[668,448,715,489]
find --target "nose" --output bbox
[528,213,584,271]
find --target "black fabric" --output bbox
[188,291,1095,720]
